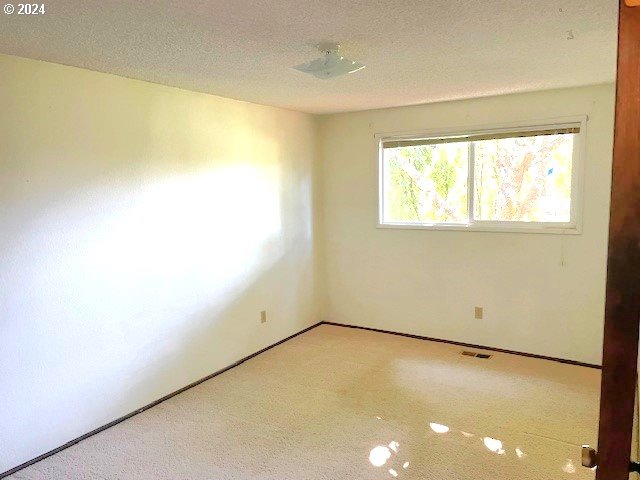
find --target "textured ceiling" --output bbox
[0,0,618,114]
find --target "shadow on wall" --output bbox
[0,84,319,473]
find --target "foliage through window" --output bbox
[379,123,582,232]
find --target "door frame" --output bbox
[596,1,640,479]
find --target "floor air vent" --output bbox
[460,350,492,359]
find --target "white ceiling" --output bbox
[0,0,618,114]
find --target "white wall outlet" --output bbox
[260,310,267,323]
[474,307,483,320]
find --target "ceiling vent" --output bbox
[292,42,365,80]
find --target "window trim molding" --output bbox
[376,115,588,235]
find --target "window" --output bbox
[378,119,584,233]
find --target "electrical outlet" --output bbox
[474,307,483,320]
[260,310,267,323]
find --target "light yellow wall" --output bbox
[319,84,615,365]
[0,54,323,473]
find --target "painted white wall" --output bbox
[0,54,323,473]
[319,84,615,366]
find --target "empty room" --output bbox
[2,1,639,479]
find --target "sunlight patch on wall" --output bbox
[85,164,282,282]
[1,162,285,414]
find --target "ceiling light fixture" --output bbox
[292,42,365,79]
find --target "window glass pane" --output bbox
[473,134,574,223]
[383,143,469,223]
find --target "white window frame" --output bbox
[376,116,587,235]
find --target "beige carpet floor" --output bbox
[7,324,601,480]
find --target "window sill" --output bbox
[377,222,581,235]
